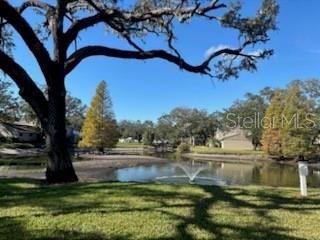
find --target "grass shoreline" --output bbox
[116,142,144,148]
[191,146,267,156]
[0,179,319,240]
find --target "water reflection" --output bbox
[116,163,175,182]
[116,159,320,187]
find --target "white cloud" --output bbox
[204,45,265,60]
[246,49,264,57]
[204,44,232,58]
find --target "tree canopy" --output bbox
[0,0,279,183]
[0,78,18,121]
[79,80,119,151]
[224,89,270,149]
[281,84,316,158]
[261,90,284,156]
[260,81,318,158]
[19,91,86,129]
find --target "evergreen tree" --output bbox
[281,84,316,159]
[79,81,119,151]
[261,91,284,156]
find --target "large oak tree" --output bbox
[0,0,278,183]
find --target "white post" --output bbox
[298,161,308,197]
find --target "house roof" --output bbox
[0,121,40,134]
[13,121,38,127]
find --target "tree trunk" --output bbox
[253,144,257,151]
[45,83,78,183]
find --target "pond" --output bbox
[115,156,320,187]
[1,154,320,187]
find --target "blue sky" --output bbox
[9,0,320,121]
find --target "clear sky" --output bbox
[9,0,320,121]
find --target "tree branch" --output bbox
[203,38,269,67]
[64,45,244,76]
[17,0,54,14]
[0,50,48,126]
[0,1,53,81]
[64,0,226,49]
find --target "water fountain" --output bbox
[155,160,226,186]
[176,161,208,183]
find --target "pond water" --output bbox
[115,157,320,187]
[1,154,320,187]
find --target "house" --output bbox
[119,137,139,143]
[216,128,253,150]
[0,121,42,143]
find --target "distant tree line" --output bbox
[0,77,86,131]
[119,108,222,147]
[119,79,320,160]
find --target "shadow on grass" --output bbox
[0,178,319,239]
[0,216,130,240]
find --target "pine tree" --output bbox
[261,91,284,156]
[281,84,316,159]
[79,81,119,152]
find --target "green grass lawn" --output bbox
[116,142,144,148]
[0,156,47,166]
[191,146,267,156]
[0,179,319,240]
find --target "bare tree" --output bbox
[0,0,278,183]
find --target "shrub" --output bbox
[177,143,191,153]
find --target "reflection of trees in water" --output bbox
[214,163,255,185]
[252,163,320,187]
[258,164,299,187]
[251,165,262,184]
[213,162,320,187]
[305,169,320,187]
[118,158,320,187]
